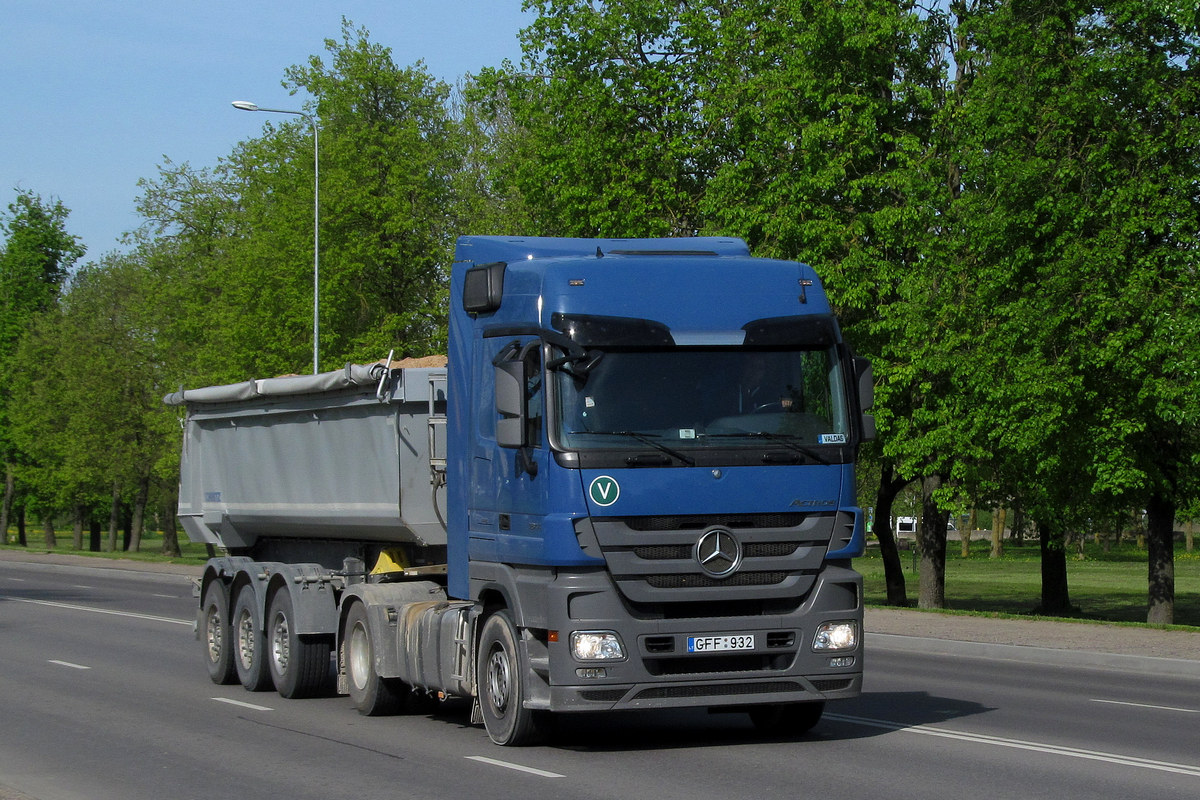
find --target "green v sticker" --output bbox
[588,475,620,507]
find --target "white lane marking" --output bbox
[0,595,191,626]
[71,585,94,589]
[827,713,1200,778]
[465,756,564,778]
[1092,698,1199,714]
[48,660,90,670]
[212,697,274,712]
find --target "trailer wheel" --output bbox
[267,589,331,699]
[200,581,236,685]
[477,610,543,746]
[748,701,825,737]
[232,585,273,692]
[345,601,407,715]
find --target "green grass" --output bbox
[2,527,213,568]
[860,539,1200,628]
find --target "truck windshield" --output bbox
[552,347,850,451]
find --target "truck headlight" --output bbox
[812,621,858,652]
[571,631,626,661]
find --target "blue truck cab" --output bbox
[447,236,873,740]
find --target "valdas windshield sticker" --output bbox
[820,433,847,444]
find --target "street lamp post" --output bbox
[232,100,320,374]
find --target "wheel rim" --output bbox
[235,608,255,669]
[204,606,223,662]
[348,622,370,692]
[486,645,511,714]
[270,611,290,675]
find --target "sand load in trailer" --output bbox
[165,358,448,561]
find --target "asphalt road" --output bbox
[2,555,1199,800]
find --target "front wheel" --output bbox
[345,601,408,715]
[200,581,236,685]
[266,589,332,699]
[476,610,544,746]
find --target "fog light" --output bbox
[576,667,608,679]
[571,630,626,661]
[812,621,858,652]
[829,656,856,668]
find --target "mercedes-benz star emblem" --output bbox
[695,528,742,578]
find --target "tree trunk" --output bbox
[72,503,85,550]
[89,516,102,552]
[122,503,132,552]
[17,506,27,547]
[107,484,120,552]
[1184,519,1193,554]
[129,476,150,553]
[872,460,912,606]
[1146,492,1175,625]
[990,506,1006,558]
[1,463,13,544]
[42,515,56,550]
[916,474,948,609]
[161,497,181,558]
[1037,517,1072,615]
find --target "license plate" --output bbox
[687,634,755,653]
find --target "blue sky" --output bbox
[1,1,534,261]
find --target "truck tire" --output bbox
[232,584,273,692]
[200,581,236,685]
[344,601,408,715]
[477,610,544,746]
[266,589,331,699]
[748,701,825,737]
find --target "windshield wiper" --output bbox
[584,430,696,467]
[704,431,831,465]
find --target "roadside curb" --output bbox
[867,631,1200,679]
[0,549,203,577]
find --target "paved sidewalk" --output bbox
[867,605,1200,677]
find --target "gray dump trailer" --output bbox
[170,361,448,563]
[167,361,470,704]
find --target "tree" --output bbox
[947,1,1200,621]
[0,190,84,540]
[477,0,722,237]
[8,248,184,553]
[283,19,464,362]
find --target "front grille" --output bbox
[811,678,855,692]
[633,681,805,701]
[579,688,630,702]
[588,512,834,606]
[634,541,800,560]
[646,571,788,589]
[626,513,806,531]
[646,654,787,675]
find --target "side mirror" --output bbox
[463,261,506,313]
[495,359,526,449]
[854,356,876,441]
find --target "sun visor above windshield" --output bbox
[551,312,837,349]
[742,314,838,347]
[551,312,674,347]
